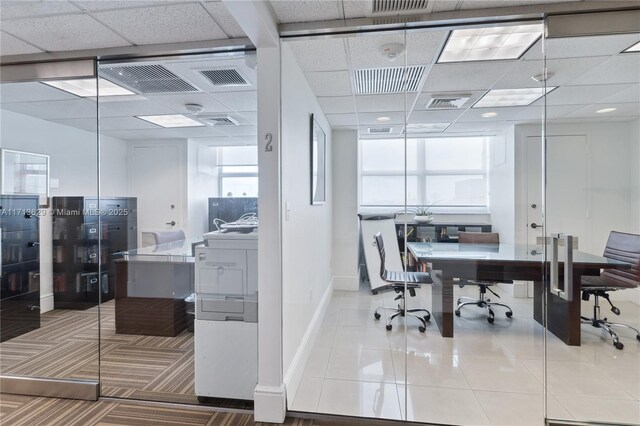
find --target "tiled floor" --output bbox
[290,284,640,425]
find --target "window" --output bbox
[217,146,258,197]
[359,137,488,209]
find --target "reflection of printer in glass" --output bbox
[194,229,257,401]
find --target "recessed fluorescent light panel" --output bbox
[623,41,640,53]
[596,107,617,114]
[43,78,135,97]
[438,23,542,63]
[473,87,556,108]
[405,123,451,133]
[136,114,205,128]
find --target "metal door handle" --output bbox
[550,233,574,301]
[530,223,539,229]
[166,221,176,226]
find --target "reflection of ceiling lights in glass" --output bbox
[136,114,204,128]
[438,23,542,63]
[481,112,498,118]
[473,87,556,108]
[623,41,640,53]
[405,123,451,133]
[43,78,135,97]
[596,107,617,114]
[376,116,391,122]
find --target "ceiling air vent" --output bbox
[372,0,429,13]
[426,94,471,109]
[199,115,240,126]
[100,64,199,94]
[368,127,393,134]
[354,66,426,95]
[199,68,250,87]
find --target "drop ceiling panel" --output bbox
[325,113,358,126]
[524,33,640,60]
[201,1,246,38]
[101,128,183,140]
[99,99,177,118]
[238,111,257,124]
[318,96,357,114]
[569,55,640,86]
[160,57,257,93]
[0,82,77,103]
[305,71,353,97]
[287,38,349,72]
[542,84,635,106]
[53,116,158,132]
[167,126,228,137]
[358,111,405,125]
[515,105,578,121]
[215,125,257,137]
[596,84,639,104]
[72,1,164,11]
[342,0,371,19]
[414,91,485,112]
[355,94,417,113]
[457,106,528,122]
[213,91,257,111]
[568,102,640,119]
[408,109,466,123]
[445,122,499,133]
[423,61,515,92]
[2,99,98,120]
[493,57,608,89]
[144,93,232,115]
[0,31,43,55]
[1,14,130,51]
[0,0,81,20]
[268,0,343,23]
[93,4,228,45]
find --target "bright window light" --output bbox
[405,123,451,134]
[438,23,542,63]
[136,114,204,128]
[43,78,135,97]
[623,41,640,53]
[473,87,556,108]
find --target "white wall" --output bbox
[187,140,218,238]
[331,129,359,291]
[1,110,128,312]
[281,43,333,404]
[489,131,515,244]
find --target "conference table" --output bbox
[406,242,629,345]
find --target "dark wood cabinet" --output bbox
[51,197,137,310]
[1,195,41,342]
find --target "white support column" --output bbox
[222,1,285,423]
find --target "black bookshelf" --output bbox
[51,197,137,310]
[1,195,41,342]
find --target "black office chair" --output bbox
[581,231,640,350]
[372,232,432,333]
[455,231,513,323]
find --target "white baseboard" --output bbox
[40,293,54,313]
[332,275,358,291]
[283,278,334,407]
[254,383,286,423]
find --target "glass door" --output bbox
[542,12,640,425]
[0,61,101,400]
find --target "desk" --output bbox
[407,242,628,345]
[114,238,202,336]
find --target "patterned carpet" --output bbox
[0,301,201,405]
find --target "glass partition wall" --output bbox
[283,21,548,424]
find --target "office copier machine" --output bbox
[195,230,257,400]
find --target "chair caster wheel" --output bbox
[386,324,392,331]
[424,314,431,322]
[419,326,426,333]
[487,316,495,324]
[374,312,381,320]
[457,298,461,304]
[506,311,513,318]
[455,310,461,316]
[611,307,620,315]
[614,341,624,350]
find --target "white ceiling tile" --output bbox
[213,91,257,111]
[101,128,183,140]
[567,102,640,119]
[459,0,558,10]
[0,31,44,55]
[93,4,227,45]
[268,0,342,24]
[356,94,417,113]
[305,71,353,97]
[457,106,528,122]
[53,116,158,131]
[216,125,257,137]
[236,111,257,124]
[318,96,356,114]
[326,113,358,126]
[0,0,81,21]
[1,14,130,51]
[342,0,371,19]
[287,38,348,72]
[144,92,232,115]
[515,105,578,120]
[596,84,639,104]
[99,99,177,118]
[201,1,246,38]
[2,99,98,120]
[493,56,608,89]
[358,111,405,125]
[169,125,227,137]
[72,1,167,11]
[432,0,459,12]
[446,122,498,133]
[423,61,515,92]
[408,109,466,124]
[525,33,640,60]
[569,55,640,86]
[406,30,449,65]
[1,82,78,102]
[542,84,635,106]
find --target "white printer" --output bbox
[194,230,257,401]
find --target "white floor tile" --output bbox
[302,346,331,378]
[325,347,396,383]
[456,355,543,394]
[290,377,323,412]
[475,390,570,426]
[555,395,640,425]
[317,379,401,420]
[398,384,491,425]
[392,351,470,389]
[337,308,380,328]
[333,326,390,350]
[313,326,336,348]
